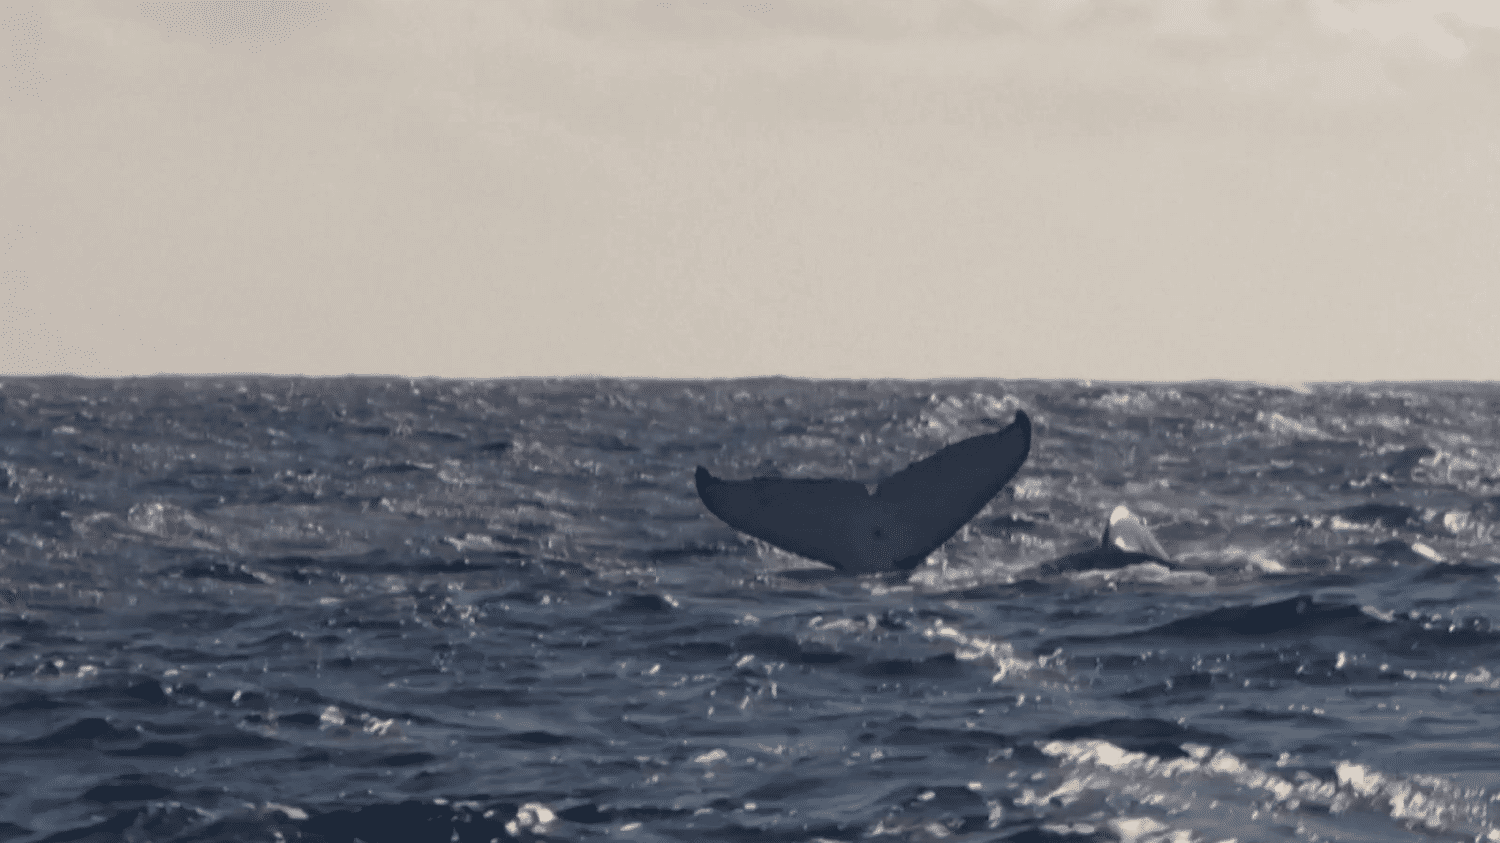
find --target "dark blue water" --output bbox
[3,377,1500,842]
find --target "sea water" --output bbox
[2,377,1499,842]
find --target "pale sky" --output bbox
[3,0,1498,380]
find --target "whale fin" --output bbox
[1042,505,1172,573]
[1101,505,1170,561]
[695,411,1031,573]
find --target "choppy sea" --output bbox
[3,377,1500,843]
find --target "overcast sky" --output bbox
[4,0,1498,381]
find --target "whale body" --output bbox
[695,411,1032,574]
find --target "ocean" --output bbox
[2,376,1499,842]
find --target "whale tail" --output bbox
[695,411,1032,574]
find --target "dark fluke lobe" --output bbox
[695,411,1032,574]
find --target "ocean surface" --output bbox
[3,377,1500,843]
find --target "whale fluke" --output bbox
[695,411,1031,574]
[1045,505,1172,573]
